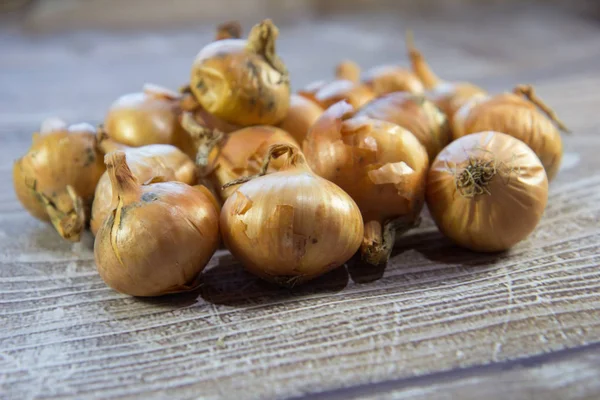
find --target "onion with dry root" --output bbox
[188,19,290,126]
[363,64,424,96]
[304,101,429,265]
[90,140,198,235]
[407,32,486,127]
[427,131,548,252]
[356,92,450,161]
[277,94,324,144]
[181,112,297,201]
[94,152,219,297]
[299,60,375,109]
[13,119,105,241]
[453,84,569,180]
[220,144,363,286]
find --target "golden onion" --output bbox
[277,94,324,145]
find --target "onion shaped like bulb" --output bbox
[220,144,364,286]
[304,101,429,265]
[406,31,486,126]
[362,64,424,96]
[94,152,219,297]
[427,131,548,252]
[356,92,450,162]
[13,119,105,241]
[180,112,297,201]
[90,140,198,235]
[277,94,324,145]
[299,60,375,109]
[453,84,569,181]
[189,19,290,126]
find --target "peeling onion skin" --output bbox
[220,145,363,286]
[356,92,450,162]
[90,144,197,235]
[12,119,105,242]
[94,152,219,297]
[304,101,429,265]
[363,65,424,96]
[427,131,548,252]
[453,85,567,181]
[277,94,324,145]
[190,19,290,126]
[407,33,486,128]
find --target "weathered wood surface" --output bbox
[1,5,600,399]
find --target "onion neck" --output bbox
[336,60,361,83]
[96,125,129,154]
[38,185,85,242]
[361,216,421,266]
[105,151,141,206]
[246,19,288,80]
[406,30,441,90]
[513,84,570,133]
[179,111,224,169]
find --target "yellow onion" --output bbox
[95,152,219,297]
[189,19,290,126]
[427,131,548,252]
[356,92,449,161]
[90,142,197,235]
[277,94,324,144]
[363,65,424,96]
[453,84,569,180]
[299,60,375,109]
[304,101,429,265]
[221,144,363,285]
[181,112,297,201]
[407,33,486,126]
[13,118,105,241]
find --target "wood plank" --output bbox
[1,5,600,400]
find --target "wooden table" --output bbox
[2,4,600,399]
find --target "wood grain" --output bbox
[1,5,600,400]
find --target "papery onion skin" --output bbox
[363,65,424,96]
[453,85,567,180]
[220,145,363,285]
[90,144,197,235]
[95,152,219,297]
[427,131,548,252]
[299,79,375,110]
[277,94,324,144]
[356,92,450,161]
[13,119,105,241]
[190,19,290,126]
[304,101,429,265]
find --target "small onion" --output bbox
[453,84,569,180]
[95,152,219,297]
[407,32,486,126]
[277,94,324,144]
[189,19,290,126]
[180,113,297,201]
[13,119,105,241]
[90,143,197,235]
[356,92,450,161]
[363,65,424,96]
[299,61,375,109]
[427,131,548,252]
[304,101,429,265]
[220,144,363,285]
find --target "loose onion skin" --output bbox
[356,92,449,161]
[277,94,324,144]
[180,113,297,201]
[220,144,363,286]
[189,19,290,126]
[299,61,375,110]
[13,119,105,241]
[407,33,486,127]
[453,85,568,181]
[95,152,219,297]
[427,131,548,252]
[304,101,429,265]
[90,143,197,235]
[363,65,424,96]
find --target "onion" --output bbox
[277,94,324,144]
[220,144,363,285]
[304,101,429,265]
[427,131,548,252]
[363,65,424,96]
